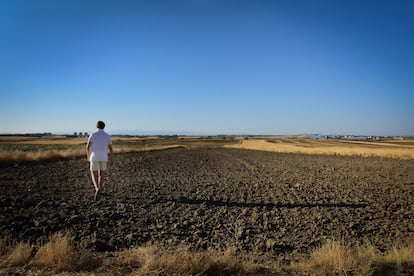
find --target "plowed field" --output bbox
[1,148,413,263]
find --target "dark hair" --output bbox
[96,121,105,129]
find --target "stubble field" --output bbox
[1,137,414,274]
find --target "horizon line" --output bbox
[0,131,412,138]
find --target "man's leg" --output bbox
[90,161,100,192]
[90,170,99,192]
[98,161,108,190]
[98,169,105,189]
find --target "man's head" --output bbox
[96,121,105,129]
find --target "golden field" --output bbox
[226,138,414,159]
[0,136,195,164]
[1,136,413,164]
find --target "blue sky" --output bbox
[0,0,413,136]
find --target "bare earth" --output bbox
[1,147,414,264]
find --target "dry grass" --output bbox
[32,233,75,271]
[0,145,185,164]
[0,135,212,164]
[2,135,412,161]
[291,239,414,275]
[1,234,414,275]
[0,135,236,164]
[0,239,32,268]
[4,242,32,267]
[227,139,414,159]
[116,245,259,275]
[0,149,85,164]
[376,242,414,274]
[291,239,375,275]
[4,136,413,164]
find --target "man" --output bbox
[86,121,114,200]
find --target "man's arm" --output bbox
[86,141,91,161]
[108,144,114,166]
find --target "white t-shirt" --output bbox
[88,129,112,162]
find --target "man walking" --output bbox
[86,121,114,200]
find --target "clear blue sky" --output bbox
[1,0,413,136]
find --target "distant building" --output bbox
[72,132,88,138]
[311,134,321,140]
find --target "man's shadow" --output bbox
[171,196,367,209]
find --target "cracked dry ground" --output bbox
[1,148,414,263]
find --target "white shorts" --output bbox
[90,161,107,171]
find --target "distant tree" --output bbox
[84,132,88,137]
[74,132,77,137]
